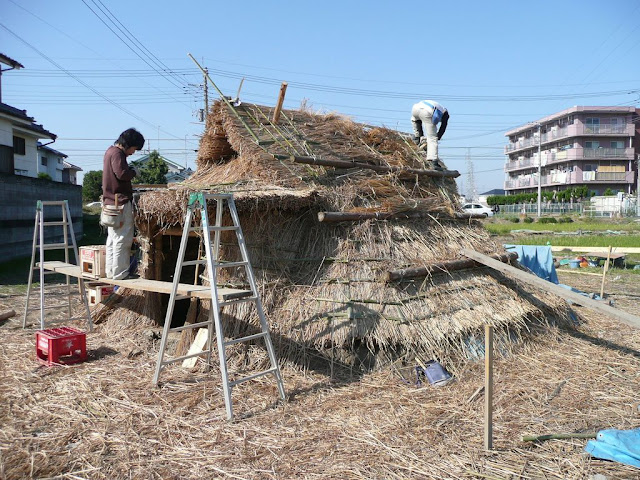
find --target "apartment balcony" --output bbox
[505,148,635,173]
[506,170,635,191]
[504,123,635,154]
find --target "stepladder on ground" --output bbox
[153,192,286,420]
[23,200,93,331]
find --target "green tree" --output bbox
[132,150,168,184]
[83,170,103,202]
[37,172,52,181]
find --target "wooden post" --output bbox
[599,245,612,299]
[484,324,494,450]
[272,82,288,124]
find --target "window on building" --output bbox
[41,156,48,166]
[585,141,600,149]
[583,164,596,171]
[610,141,624,149]
[13,136,26,155]
[586,118,600,126]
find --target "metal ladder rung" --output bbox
[42,304,72,310]
[207,226,238,232]
[181,259,207,267]
[229,368,278,388]
[41,243,72,250]
[215,261,248,268]
[219,296,257,307]
[42,221,67,226]
[159,348,213,366]
[169,320,211,333]
[224,332,267,346]
[32,269,62,276]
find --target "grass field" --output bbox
[485,216,640,235]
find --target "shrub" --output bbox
[523,216,534,224]
[508,216,520,223]
[538,217,558,224]
[558,216,573,223]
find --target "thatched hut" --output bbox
[95,99,574,375]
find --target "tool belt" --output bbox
[100,196,125,228]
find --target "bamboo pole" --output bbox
[522,433,596,442]
[599,245,612,299]
[188,54,261,145]
[484,324,494,451]
[317,211,485,223]
[385,252,518,282]
[272,153,460,178]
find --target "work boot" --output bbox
[433,159,445,170]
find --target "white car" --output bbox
[85,201,102,208]
[462,203,494,217]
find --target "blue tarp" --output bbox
[504,245,559,284]
[585,428,640,469]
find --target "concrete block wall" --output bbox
[0,173,83,262]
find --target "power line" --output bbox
[0,22,185,140]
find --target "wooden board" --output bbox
[40,261,252,301]
[460,249,640,330]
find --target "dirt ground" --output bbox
[1,267,639,479]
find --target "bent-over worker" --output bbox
[410,100,449,164]
[101,128,145,280]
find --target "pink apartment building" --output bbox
[504,106,639,196]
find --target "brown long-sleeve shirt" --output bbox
[102,145,137,206]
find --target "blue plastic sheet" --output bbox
[504,245,559,284]
[585,428,640,469]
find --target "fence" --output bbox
[495,198,639,218]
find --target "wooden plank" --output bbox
[40,261,251,301]
[484,324,493,451]
[182,328,208,368]
[460,249,640,329]
[550,246,640,254]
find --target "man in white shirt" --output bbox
[411,100,449,167]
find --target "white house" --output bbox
[131,152,193,184]
[0,102,57,178]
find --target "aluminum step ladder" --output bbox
[153,192,285,420]
[23,200,93,331]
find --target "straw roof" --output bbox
[100,99,574,372]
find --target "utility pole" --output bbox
[466,148,477,201]
[537,123,542,218]
[203,67,209,118]
[636,154,640,217]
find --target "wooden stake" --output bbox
[272,82,288,124]
[484,324,494,451]
[599,245,612,299]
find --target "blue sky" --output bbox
[1,0,639,195]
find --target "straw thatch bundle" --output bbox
[98,99,574,373]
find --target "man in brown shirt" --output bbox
[101,128,145,280]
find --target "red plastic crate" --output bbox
[36,327,87,366]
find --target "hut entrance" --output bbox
[158,233,202,328]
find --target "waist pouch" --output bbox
[100,204,125,228]
[432,108,444,125]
